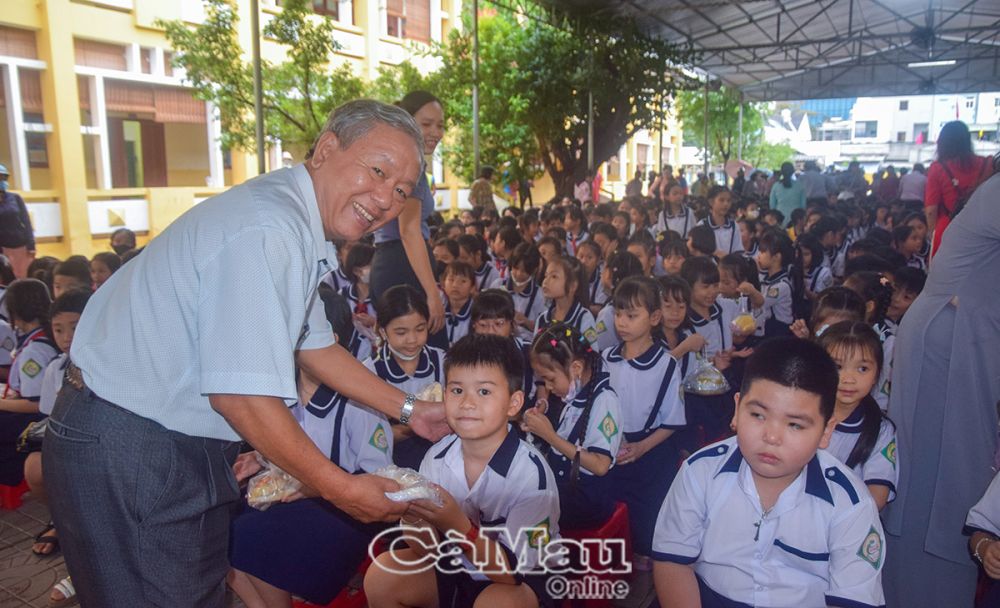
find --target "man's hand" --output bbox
[408,400,451,442]
[233,451,263,484]
[332,474,408,523]
[427,294,446,335]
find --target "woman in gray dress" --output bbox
[883,170,1000,607]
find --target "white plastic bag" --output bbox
[246,455,302,511]
[374,464,443,507]
[682,351,731,396]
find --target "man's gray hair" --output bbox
[316,99,425,172]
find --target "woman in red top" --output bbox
[925,121,994,256]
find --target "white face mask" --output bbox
[512,275,532,289]
[745,209,760,220]
[359,268,371,285]
[563,376,583,403]
[384,337,420,362]
[814,323,831,337]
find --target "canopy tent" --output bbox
[536,0,1000,101]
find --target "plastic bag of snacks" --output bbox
[731,295,756,335]
[416,382,443,402]
[246,456,302,511]
[682,352,731,396]
[374,464,443,507]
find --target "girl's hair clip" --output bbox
[550,339,558,347]
[565,328,572,337]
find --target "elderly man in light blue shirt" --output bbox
[43,100,447,608]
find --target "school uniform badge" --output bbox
[369,426,389,453]
[526,518,551,548]
[1,336,13,352]
[599,413,619,443]
[767,287,779,298]
[583,327,598,343]
[881,439,897,468]
[596,320,607,333]
[22,359,42,378]
[857,526,883,569]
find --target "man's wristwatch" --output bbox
[399,393,417,425]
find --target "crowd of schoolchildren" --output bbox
[0,170,994,608]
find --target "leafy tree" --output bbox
[677,86,778,181]
[160,0,367,151]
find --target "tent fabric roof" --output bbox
[538,0,1000,100]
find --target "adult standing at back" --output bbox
[925,121,994,257]
[769,161,806,219]
[898,162,927,211]
[798,160,828,208]
[370,91,446,340]
[0,164,35,279]
[882,172,1000,607]
[43,100,448,607]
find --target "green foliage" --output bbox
[160,0,367,151]
[746,141,796,172]
[676,85,773,175]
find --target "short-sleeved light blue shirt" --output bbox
[72,164,337,441]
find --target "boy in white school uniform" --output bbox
[652,338,886,608]
[365,334,560,608]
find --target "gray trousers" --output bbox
[43,384,241,607]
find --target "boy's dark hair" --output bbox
[892,266,926,296]
[687,224,717,257]
[433,237,460,259]
[375,284,429,328]
[847,238,880,258]
[817,321,889,467]
[740,337,839,422]
[50,288,91,319]
[657,234,689,259]
[343,242,375,282]
[495,226,523,252]
[536,235,563,256]
[844,254,893,277]
[627,230,656,257]
[811,286,867,332]
[763,209,785,225]
[54,256,92,286]
[471,289,516,322]
[706,185,730,205]
[809,216,840,239]
[5,278,52,325]
[446,333,524,393]
[589,222,619,246]
[564,205,587,231]
[0,255,15,285]
[891,225,914,250]
[680,256,720,287]
[465,221,486,236]
[318,283,355,347]
[120,248,144,264]
[498,216,518,230]
[517,213,539,234]
[613,211,631,232]
[457,234,487,262]
[110,227,137,249]
[613,276,662,314]
[508,242,541,276]
[545,226,568,242]
[865,227,892,247]
[796,233,825,271]
[719,253,760,290]
[442,260,476,281]
[91,251,122,275]
[757,228,795,268]
[593,204,614,221]
[603,250,643,293]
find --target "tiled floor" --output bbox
[0,494,247,608]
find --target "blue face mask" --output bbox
[0,180,8,192]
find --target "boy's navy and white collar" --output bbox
[446,298,473,322]
[604,340,668,370]
[433,428,522,478]
[704,440,841,507]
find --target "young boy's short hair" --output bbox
[51,289,91,318]
[5,278,52,324]
[442,261,476,282]
[54,256,92,286]
[740,337,839,422]
[471,289,515,323]
[892,265,926,295]
[686,224,717,257]
[590,221,618,245]
[680,256,720,287]
[445,333,524,393]
[508,242,541,275]
[433,237,460,259]
[456,234,487,260]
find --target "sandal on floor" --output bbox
[50,576,78,607]
[32,522,59,557]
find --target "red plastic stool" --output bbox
[559,502,633,608]
[0,479,30,510]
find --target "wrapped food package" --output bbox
[416,382,443,402]
[682,357,731,396]
[374,464,444,507]
[246,458,302,511]
[731,313,756,335]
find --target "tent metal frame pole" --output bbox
[738,91,744,163]
[472,0,480,177]
[703,77,709,177]
[587,90,594,171]
[251,0,265,174]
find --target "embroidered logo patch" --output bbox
[767,287,779,298]
[1,336,13,352]
[599,413,619,443]
[525,518,551,548]
[21,359,42,378]
[857,526,883,570]
[596,320,607,333]
[369,426,389,453]
[882,439,896,468]
[583,327,598,343]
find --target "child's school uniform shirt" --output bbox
[321,266,351,293]
[0,319,14,370]
[502,277,546,342]
[966,470,1000,539]
[906,253,927,272]
[847,224,868,246]
[699,216,744,255]
[689,298,739,359]
[593,304,619,353]
[38,353,70,416]
[0,286,8,322]
[474,261,500,291]
[653,437,886,608]
[825,239,850,280]
[445,298,473,346]
[420,430,561,576]
[535,301,598,345]
[872,321,895,412]
[760,269,794,326]
[805,265,834,295]
[4,327,59,401]
[742,241,759,261]
[602,340,685,440]
[340,284,374,362]
[565,230,589,257]
[658,206,696,239]
[548,372,622,481]
[827,405,898,502]
[588,265,609,310]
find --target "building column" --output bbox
[357,0,382,80]
[88,75,112,189]
[37,0,90,257]
[205,101,225,187]
[2,65,31,191]
[430,0,442,42]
